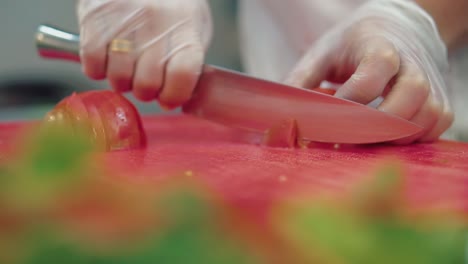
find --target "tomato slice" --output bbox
[260,88,336,149]
[262,118,299,148]
[311,87,336,96]
[43,90,147,151]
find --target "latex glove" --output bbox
[285,0,453,144]
[76,0,213,109]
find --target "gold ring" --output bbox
[109,39,133,53]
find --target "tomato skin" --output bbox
[311,87,336,96]
[43,90,147,151]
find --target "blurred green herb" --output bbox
[18,187,263,264]
[0,124,466,264]
[276,162,468,264]
[0,124,96,211]
[0,122,263,263]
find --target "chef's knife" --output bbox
[35,24,423,144]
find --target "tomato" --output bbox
[262,118,299,148]
[43,90,146,151]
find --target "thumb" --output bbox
[284,51,332,89]
[284,41,334,89]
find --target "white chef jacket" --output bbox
[237,0,468,141]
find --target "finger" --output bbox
[132,43,166,102]
[392,96,441,145]
[159,43,205,109]
[107,35,137,93]
[284,54,332,89]
[131,18,195,103]
[335,38,400,105]
[77,0,137,80]
[79,25,108,80]
[378,64,430,120]
[283,40,333,89]
[130,16,170,102]
[418,108,454,142]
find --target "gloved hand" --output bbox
[76,0,213,109]
[285,0,453,144]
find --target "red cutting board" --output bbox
[0,114,467,218]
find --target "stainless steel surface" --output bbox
[36,24,80,61]
[183,64,424,144]
[35,24,424,144]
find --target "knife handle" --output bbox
[35,24,81,62]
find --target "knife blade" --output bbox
[35,24,423,144]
